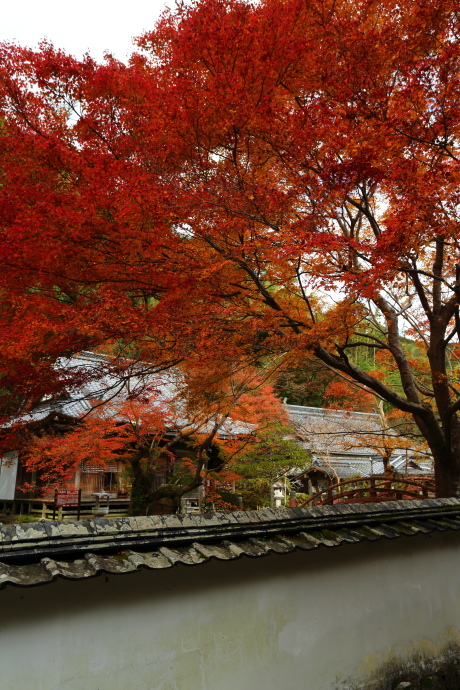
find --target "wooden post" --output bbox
[370,477,376,500]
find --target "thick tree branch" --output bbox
[373,296,422,405]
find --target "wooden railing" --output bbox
[301,476,436,507]
[0,497,130,521]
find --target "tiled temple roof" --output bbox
[1,499,460,589]
[7,351,253,438]
[285,404,383,456]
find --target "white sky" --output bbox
[2,0,171,63]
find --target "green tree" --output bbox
[233,423,311,509]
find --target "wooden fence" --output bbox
[0,497,130,521]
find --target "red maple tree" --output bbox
[0,0,460,496]
[17,363,287,514]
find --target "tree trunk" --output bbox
[128,464,155,515]
[433,452,460,497]
[128,456,202,515]
[130,476,192,515]
[431,430,460,498]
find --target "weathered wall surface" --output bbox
[0,451,18,501]
[2,530,460,690]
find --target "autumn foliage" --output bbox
[0,0,460,496]
[18,364,289,513]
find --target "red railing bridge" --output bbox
[300,476,436,506]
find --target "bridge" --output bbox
[300,475,436,506]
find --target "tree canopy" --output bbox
[0,0,460,495]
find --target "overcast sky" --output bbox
[2,0,171,62]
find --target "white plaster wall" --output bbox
[0,451,18,500]
[2,530,460,690]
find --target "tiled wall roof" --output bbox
[1,499,460,589]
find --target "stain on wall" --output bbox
[344,627,460,690]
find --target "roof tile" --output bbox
[2,499,460,588]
